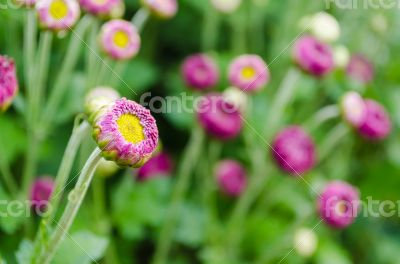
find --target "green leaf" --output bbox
[0,115,26,164]
[175,202,205,247]
[52,230,108,264]
[111,176,171,240]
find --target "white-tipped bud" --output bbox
[85,87,121,121]
[210,0,241,13]
[95,158,120,177]
[303,12,340,43]
[223,86,248,113]
[333,45,350,68]
[293,228,318,257]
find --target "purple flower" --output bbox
[100,19,141,60]
[80,0,124,18]
[271,126,316,175]
[181,54,219,91]
[318,181,360,229]
[340,91,367,128]
[346,54,374,84]
[197,93,243,140]
[215,160,247,197]
[36,0,80,31]
[92,98,159,167]
[228,54,270,92]
[0,56,18,112]
[141,0,177,19]
[358,99,391,140]
[136,152,174,181]
[293,35,334,77]
[30,177,55,213]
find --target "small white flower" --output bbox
[294,228,318,257]
[333,45,350,68]
[303,12,340,43]
[223,87,248,113]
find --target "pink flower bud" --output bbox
[215,160,247,197]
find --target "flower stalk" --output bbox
[35,148,102,264]
[152,126,205,264]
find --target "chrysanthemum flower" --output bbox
[340,91,367,128]
[293,35,334,77]
[228,54,270,93]
[215,160,247,197]
[210,0,241,13]
[136,152,173,181]
[30,177,55,213]
[358,99,391,140]
[85,86,120,121]
[271,126,316,175]
[197,93,243,140]
[0,56,18,112]
[79,0,124,18]
[92,98,158,167]
[346,54,374,84]
[99,19,141,60]
[140,0,177,19]
[181,54,219,91]
[36,0,80,30]
[318,181,360,229]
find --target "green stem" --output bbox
[41,15,92,130]
[318,123,350,162]
[85,19,101,91]
[131,7,150,33]
[35,148,102,264]
[48,121,91,219]
[304,105,340,132]
[0,138,18,195]
[34,31,53,122]
[202,2,219,51]
[152,126,205,264]
[266,67,301,138]
[23,10,37,111]
[224,147,268,260]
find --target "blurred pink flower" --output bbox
[346,54,374,84]
[318,181,360,229]
[181,54,219,91]
[30,177,55,213]
[36,0,80,30]
[358,99,391,140]
[293,35,334,77]
[141,0,177,19]
[0,56,18,112]
[80,0,124,18]
[137,152,174,181]
[215,159,247,197]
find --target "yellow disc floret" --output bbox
[117,114,145,144]
[50,0,69,20]
[241,66,256,79]
[113,31,129,48]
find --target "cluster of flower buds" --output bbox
[340,91,391,140]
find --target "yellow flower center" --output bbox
[117,114,145,144]
[113,31,130,48]
[335,200,348,215]
[49,0,68,20]
[241,66,256,80]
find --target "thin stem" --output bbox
[34,31,53,122]
[304,105,340,132]
[108,61,127,88]
[318,123,350,162]
[85,19,100,91]
[48,121,91,219]
[131,8,150,33]
[202,2,219,51]
[152,126,205,264]
[22,132,39,199]
[266,67,301,138]
[35,148,102,264]
[41,15,92,130]
[0,138,18,195]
